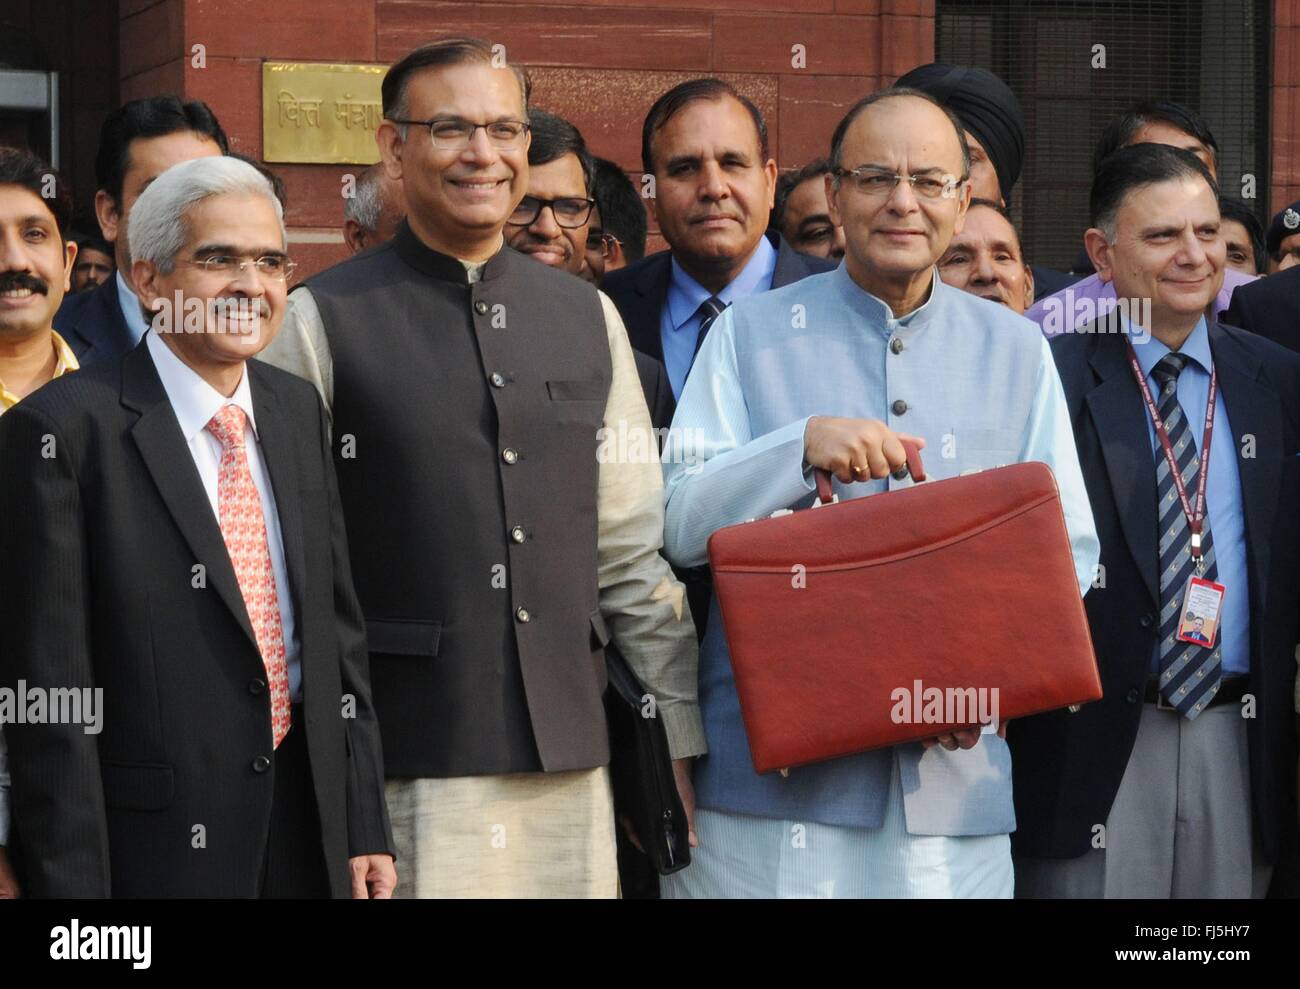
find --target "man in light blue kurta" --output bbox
[659,88,1099,898]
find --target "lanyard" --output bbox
[1126,343,1217,572]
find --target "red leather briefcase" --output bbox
[706,447,1101,775]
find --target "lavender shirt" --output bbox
[1026,268,1257,336]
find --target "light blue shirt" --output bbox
[660,235,778,398]
[1129,316,1249,676]
[115,270,150,346]
[663,263,1100,835]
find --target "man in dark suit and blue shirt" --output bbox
[602,79,834,402]
[0,156,395,898]
[1010,144,1300,898]
[54,96,228,365]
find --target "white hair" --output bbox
[128,156,286,272]
[342,164,384,231]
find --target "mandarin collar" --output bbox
[391,219,510,284]
[832,263,941,335]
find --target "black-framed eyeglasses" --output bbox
[508,195,596,229]
[834,166,969,200]
[389,117,530,150]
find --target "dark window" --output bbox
[937,0,1270,271]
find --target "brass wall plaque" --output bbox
[262,62,385,164]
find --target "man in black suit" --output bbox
[0,156,395,898]
[1222,263,1300,355]
[54,96,228,365]
[1010,145,1300,898]
[602,79,834,404]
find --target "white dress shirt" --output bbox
[146,330,301,701]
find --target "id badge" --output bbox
[1176,576,1226,647]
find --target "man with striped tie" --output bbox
[1010,143,1300,898]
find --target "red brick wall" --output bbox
[1273,0,1300,216]
[120,0,935,279]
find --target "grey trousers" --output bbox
[1015,699,1272,898]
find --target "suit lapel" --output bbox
[123,342,259,650]
[102,278,136,357]
[247,364,308,633]
[627,254,670,362]
[771,232,806,288]
[1084,330,1160,606]
[79,277,136,361]
[1209,322,1280,607]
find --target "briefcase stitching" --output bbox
[710,492,1059,574]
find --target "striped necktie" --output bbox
[691,296,728,363]
[1152,352,1222,717]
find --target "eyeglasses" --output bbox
[389,117,531,150]
[834,167,968,200]
[508,195,596,229]
[178,254,297,281]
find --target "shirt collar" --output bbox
[116,270,150,345]
[145,329,258,443]
[832,263,942,332]
[1129,315,1211,380]
[665,233,779,332]
[51,329,79,377]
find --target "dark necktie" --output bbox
[1152,352,1222,717]
[691,296,728,364]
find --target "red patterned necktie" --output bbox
[206,404,291,747]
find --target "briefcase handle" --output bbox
[813,439,926,504]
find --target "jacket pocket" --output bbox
[366,618,442,657]
[547,379,606,401]
[101,761,175,811]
